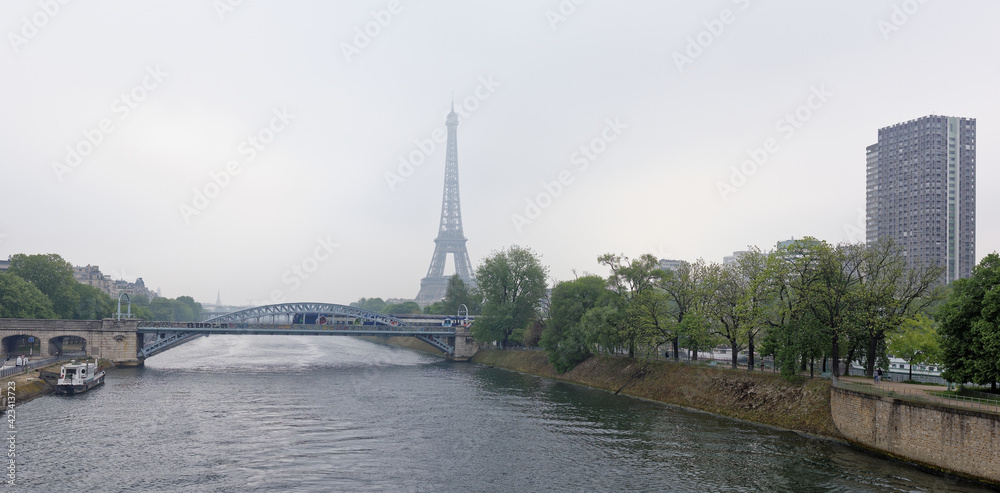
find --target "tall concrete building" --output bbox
[866,115,976,283]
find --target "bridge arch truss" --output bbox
[138,302,456,359]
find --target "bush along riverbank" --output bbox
[471,350,841,439]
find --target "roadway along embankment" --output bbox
[471,350,841,439]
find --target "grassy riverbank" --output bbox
[472,350,841,439]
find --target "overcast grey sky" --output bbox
[1,1,996,307]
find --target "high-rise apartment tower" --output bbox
[866,115,976,283]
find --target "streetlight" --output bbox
[458,304,469,327]
[117,293,132,320]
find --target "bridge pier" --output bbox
[449,327,478,361]
[94,319,142,366]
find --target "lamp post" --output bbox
[117,293,132,320]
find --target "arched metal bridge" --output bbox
[137,302,470,359]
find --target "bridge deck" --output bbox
[137,322,456,337]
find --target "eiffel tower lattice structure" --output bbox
[415,103,476,306]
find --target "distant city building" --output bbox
[72,265,157,300]
[74,265,108,291]
[866,115,976,283]
[776,238,797,250]
[723,251,749,265]
[0,257,9,273]
[657,259,684,271]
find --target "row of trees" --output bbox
[0,253,205,322]
[351,274,485,317]
[0,254,115,319]
[937,253,1000,391]
[470,240,968,382]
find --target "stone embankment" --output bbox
[471,350,840,438]
[831,383,1000,485]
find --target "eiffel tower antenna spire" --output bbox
[415,102,475,306]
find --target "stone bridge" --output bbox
[0,318,141,366]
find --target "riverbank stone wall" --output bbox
[831,386,1000,485]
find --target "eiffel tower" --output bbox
[415,103,475,306]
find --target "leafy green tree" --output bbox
[515,320,545,347]
[888,313,940,381]
[386,301,421,314]
[764,239,831,378]
[937,253,1000,391]
[731,247,778,370]
[473,245,549,348]
[702,262,748,368]
[423,301,446,315]
[176,296,203,321]
[149,297,175,321]
[127,294,153,319]
[351,297,388,313]
[441,274,482,316]
[171,299,194,322]
[0,273,57,318]
[146,296,202,322]
[541,275,606,372]
[658,260,708,360]
[598,253,663,358]
[72,283,114,319]
[579,304,624,355]
[852,237,944,376]
[132,305,154,320]
[7,253,80,318]
[801,241,866,376]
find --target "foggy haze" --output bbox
[1,1,997,307]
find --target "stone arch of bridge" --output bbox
[47,334,89,357]
[1,333,95,359]
[2,333,43,359]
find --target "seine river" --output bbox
[12,336,993,492]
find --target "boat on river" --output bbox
[55,360,105,395]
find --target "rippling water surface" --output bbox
[14,337,993,492]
